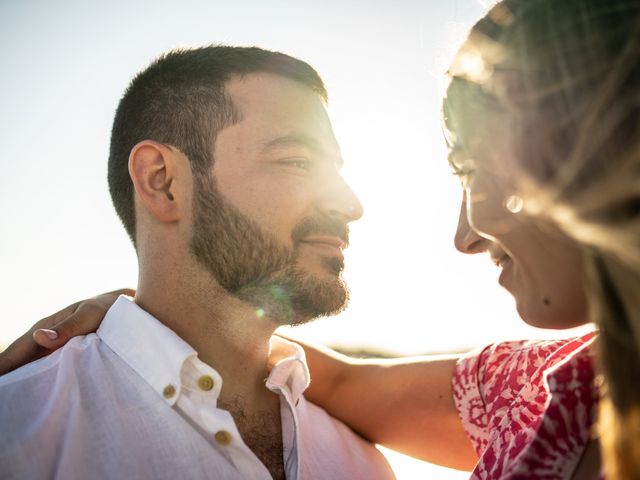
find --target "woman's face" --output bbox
[451,113,589,329]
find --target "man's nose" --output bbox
[318,175,364,223]
[454,192,485,254]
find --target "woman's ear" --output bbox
[128,140,182,223]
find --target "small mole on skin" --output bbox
[543,297,551,306]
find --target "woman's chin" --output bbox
[517,301,590,330]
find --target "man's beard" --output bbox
[189,174,350,325]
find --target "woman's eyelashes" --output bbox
[451,164,476,189]
[448,150,476,182]
[451,165,475,178]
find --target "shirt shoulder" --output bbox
[296,397,395,479]
[0,332,143,443]
[0,331,245,480]
[0,334,112,430]
[0,334,111,477]
[0,333,101,388]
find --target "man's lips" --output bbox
[299,236,346,256]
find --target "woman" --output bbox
[3,0,638,477]
[443,0,640,476]
[486,0,640,476]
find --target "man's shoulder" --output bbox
[0,333,112,424]
[0,333,109,474]
[0,334,102,390]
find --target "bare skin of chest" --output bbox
[220,398,285,480]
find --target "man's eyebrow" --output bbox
[263,133,322,150]
[262,133,344,167]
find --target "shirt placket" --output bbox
[178,358,273,480]
[267,384,301,480]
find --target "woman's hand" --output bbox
[0,288,133,375]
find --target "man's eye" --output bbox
[282,159,311,170]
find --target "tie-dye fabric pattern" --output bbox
[453,333,598,479]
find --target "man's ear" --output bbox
[128,140,184,223]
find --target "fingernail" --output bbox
[38,329,58,340]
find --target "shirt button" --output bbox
[163,385,176,398]
[197,375,214,391]
[214,430,233,446]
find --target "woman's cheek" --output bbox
[467,186,515,237]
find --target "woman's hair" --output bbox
[442,0,640,477]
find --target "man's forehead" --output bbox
[220,73,342,161]
[225,71,320,104]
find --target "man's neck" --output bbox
[134,272,279,405]
[135,270,287,480]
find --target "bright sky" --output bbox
[0,1,592,477]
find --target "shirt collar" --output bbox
[266,336,311,405]
[97,295,196,406]
[98,295,311,406]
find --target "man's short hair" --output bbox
[108,45,328,244]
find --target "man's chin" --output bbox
[289,276,349,324]
[233,272,348,326]
[293,250,344,277]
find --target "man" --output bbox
[0,46,394,479]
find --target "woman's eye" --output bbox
[447,150,475,182]
[452,167,475,178]
[451,166,475,189]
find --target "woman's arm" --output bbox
[283,336,478,470]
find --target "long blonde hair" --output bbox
[443,0,640,477]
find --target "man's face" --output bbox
[190,73,363,325]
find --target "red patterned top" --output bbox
[452,333,598,479]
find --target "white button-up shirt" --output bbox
[0,296,394,479]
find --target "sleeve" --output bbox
[451,339,567,455]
